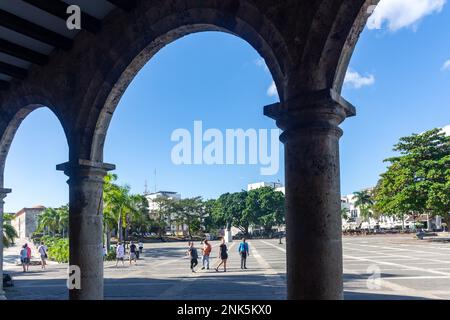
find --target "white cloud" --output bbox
[367,0,446,31]
[442,125,450,136]
[441,60,450,71]
[344,69,375,89]
[267,81,278,97]
[255,57,269,72]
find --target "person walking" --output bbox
[25,243,32,271]
[103,245,108,261]
[201,239,212,270]
[188,242,199,273]
[138,241,144,255]
[238,238,250,269]
[215,238,228,272]
[37,241,48,269]
[20,244,28,272]
[115,242,125,267]
[129,241,138,265]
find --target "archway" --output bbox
[101,31,284,299]
[0,105,69,299]
[0,1,378,301]
[339,0,450,299]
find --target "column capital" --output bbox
[56,159,115,177]
[264,89,356,142]
[0,188,12,196]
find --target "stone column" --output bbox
[57,160,115,300]
[0,188,11,300]
[265,89,355,300]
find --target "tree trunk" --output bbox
[117,209,123,242]
[106,230,111,252]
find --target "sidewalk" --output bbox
[3,239,58,267]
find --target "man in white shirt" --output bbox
[115,242,125,267]
[37,242,48,269]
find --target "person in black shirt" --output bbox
[129,241,138,265]
[215,238,228,272]
[188,242,199,272]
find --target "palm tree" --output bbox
[37,208,60,236]
[57,205,69,237]
[126,194,150,239]
[103,173,147,242]
[353,190,375,231]
[341,207,350,221]
[3,213,18,247]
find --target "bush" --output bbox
[48,238,69,263]
[105,250,116,261]
[37,236,69,263]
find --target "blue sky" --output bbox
[4,0,450,212]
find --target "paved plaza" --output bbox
[3,235,450,300]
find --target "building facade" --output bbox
[11,206,46,240]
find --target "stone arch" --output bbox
[0,98,69,188]
[76,3,291,162]
[333,0,379,93]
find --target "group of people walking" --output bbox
[17,238,250,274]
[187,237,250,273]
[19,242,48,272]
[113,241,144,267]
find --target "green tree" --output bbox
[353,190,374,230]
[37,207,59,236]
[246,187,284,233]
[341,207,350,221]
[56,205,69,237]
[213,191,248,234]
[103,173,143,242]
[3,213,18,248]
[127,194,150,239]
[374,128,450,226]
[149,196,176,239]
[202,199,218,233]
[172,197,204,238]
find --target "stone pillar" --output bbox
[57,160,115,300]
[0,188,11,300]
[265,89,355,300]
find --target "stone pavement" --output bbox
[3,236,450,300]
[4,240,286,300]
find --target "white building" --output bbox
[145,191,181,211]
[145,191,188,236]
[341,190,443,231]
[247,181,285,194]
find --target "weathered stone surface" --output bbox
[0,0,378,300]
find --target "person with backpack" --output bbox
[20,244,28,272]
[37,241,48,269]
[188,242,199,273]
[238,238,250,269]
[201,239,212,270]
